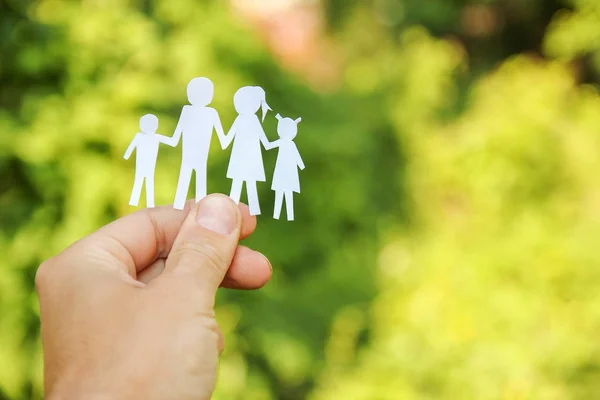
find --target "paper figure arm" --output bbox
[263,139,280,151]
[294,144,305,170]
[123,134,140,160]
[259,126,274,150]
[157,134,175,147]
[221,120,237,149]
[211,109,228,150]
[163,107,187,147]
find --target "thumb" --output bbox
[161,194,242,301]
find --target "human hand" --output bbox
[36,194,271,400]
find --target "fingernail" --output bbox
[262,254,273,273]
[196,195,238,235]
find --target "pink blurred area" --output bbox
[230,0,341,91]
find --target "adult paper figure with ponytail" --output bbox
[221,86,275,216]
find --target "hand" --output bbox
[36,194,272,400]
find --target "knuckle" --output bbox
[35,258,55,293]
[174,238,228,279]
[146,208,169,257]
[213,322,225,355]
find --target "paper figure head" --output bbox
[275,113,301,140]
[234,86,271,121]
[140,114,158,134]
[187,77,214,106]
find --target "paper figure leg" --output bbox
[273,191,283,220]
[285,191,294,221]
[247,181,261,216]
[129,175,144,207]
[195,165,207,203]
[229,179,243,204]
[146,175,155,208]
[174,166,193,210]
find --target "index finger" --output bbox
[66,199,257,277]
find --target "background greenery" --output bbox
[1,0,600,398]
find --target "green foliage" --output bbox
[544,0,600,75]
[312,52,600,399]
[1,0,600,399]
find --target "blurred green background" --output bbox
[2,0,600,399]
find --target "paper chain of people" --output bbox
[123,77,305,221]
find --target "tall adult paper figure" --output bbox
[167,77,227,210]
[221,86,274,215]
[271,114,305,221]
[124,114,174,208]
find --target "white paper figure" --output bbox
[270,114,305,221]
[221,86,274,216]
[167,77,227,210]
[124,114,174,208]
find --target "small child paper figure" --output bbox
[221,86,274,216]
[270,114,305,221]
[123,114,173,208]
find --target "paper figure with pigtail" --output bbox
[123,114,174,208]
[124,78,305,220]
[270,114,305,221]
[221,86,275,216]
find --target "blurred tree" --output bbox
[544,0,600,83]
[311,15,600,400]
[0,0,390,398]
[1,0,600,399]
[322,0,575,78]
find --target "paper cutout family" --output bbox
[123,77,305,221]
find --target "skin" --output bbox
[36,194,272,400]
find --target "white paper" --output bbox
[222,86,274,216]
[124,79,306,221]
[124,114,174,208]
[271,114,304,221]
[168,77,227,210]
